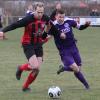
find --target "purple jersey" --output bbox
[49,17,82,67]
[51,18,78,50]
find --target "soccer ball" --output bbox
[48,86,61,98]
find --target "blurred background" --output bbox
[0,0,100,25]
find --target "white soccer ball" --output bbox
[48,86,61,98]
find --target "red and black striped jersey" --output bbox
[2,14,50,45]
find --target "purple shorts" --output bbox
[60,45,82,67]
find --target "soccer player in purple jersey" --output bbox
[48,10,91,89]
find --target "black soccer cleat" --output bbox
[22,87,31,92]
[85,84,90,90]
[16,66,22,80]
[57,65,64,75]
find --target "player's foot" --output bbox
[22,87,31,92]
[85,84,90,90]
[16,65,22,80]
[57,65,64,75]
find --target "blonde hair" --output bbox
[34,2,44,10]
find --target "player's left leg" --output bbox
[22,55,40,91]
[22,57,43,92]
[72,46,90,89]
[70,63,90,89]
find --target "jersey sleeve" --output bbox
[2,15,34,33]
[69,19,77,28]
[68,18,90,30]
[45,15,50,25]
[48,22,60,36]
[50,10,56,21]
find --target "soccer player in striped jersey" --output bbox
[0,2,51,92]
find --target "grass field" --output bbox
[0,27,100,100]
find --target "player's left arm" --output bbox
[70,19,91,30]
[41,22,53,43]
[77,21,91,30]
[41,24,53,44]
[41,15,53,44]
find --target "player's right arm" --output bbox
[0,15,34,36]
[42,20,61,40]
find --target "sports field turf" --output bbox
[0,27,100,100]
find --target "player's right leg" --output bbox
[16,63,32,80]
[57,50,73,74]
[16,44,34,80]
[57,65,64,74]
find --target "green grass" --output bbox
[0,27,100,100]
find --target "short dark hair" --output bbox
[56,9,65,15]
[34,2,44,10]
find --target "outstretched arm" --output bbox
[0,15,35,37]
[77,21,91,30]
[1,15,34,33]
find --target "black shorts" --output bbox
[22,44,43,60]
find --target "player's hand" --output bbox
[0,32,4,37]
[60,32,66,39]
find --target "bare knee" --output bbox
[29,55,40,69]
[70,63,80,73]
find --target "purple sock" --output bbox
[74,72,89,89]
